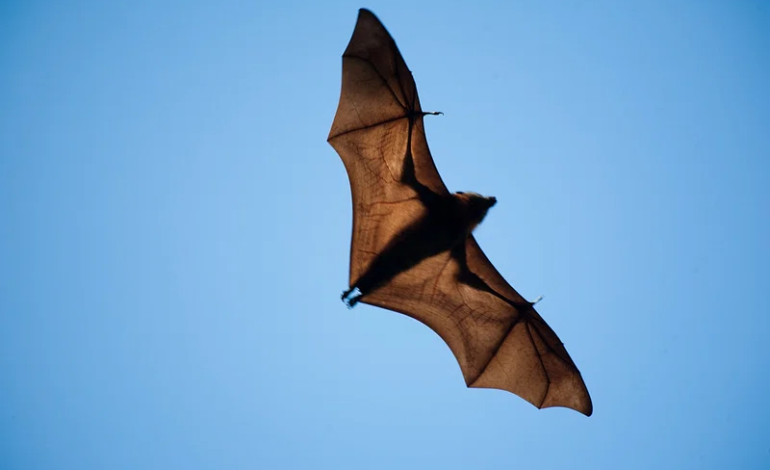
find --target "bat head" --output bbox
[455,191,497,231]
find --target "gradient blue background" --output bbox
[2,1,768,468]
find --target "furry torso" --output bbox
[350,191,496,297]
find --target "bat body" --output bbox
[328,9,592,416]
[342,190,496,308]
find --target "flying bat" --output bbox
[327,9,592,416]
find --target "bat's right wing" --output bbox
[362,236,593,416]
[463,237,593,415]
[328,9,449,285]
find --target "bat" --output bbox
[327,9,592,416]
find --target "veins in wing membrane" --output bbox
[388,41,414,111]
[525,322,552,406]
[328,50,418,141]
[449,245,577,394]
[346,53,410,110]
[329,114,407,141]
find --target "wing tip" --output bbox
[469,382,593,416]
[358,8,376,18]
[353,8,386,34]
[541,396,593,417]
[555,402,593,416]
[540,383,593,416]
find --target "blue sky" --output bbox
[1,1,768,468]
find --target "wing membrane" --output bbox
[328,9,448,284]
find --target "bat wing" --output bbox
[364,236,593,416]
[328,9,449,285]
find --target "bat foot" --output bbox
[341,287,362,308]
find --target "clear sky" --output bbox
[1,1,768,469]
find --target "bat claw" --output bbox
[341,287,362,308]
